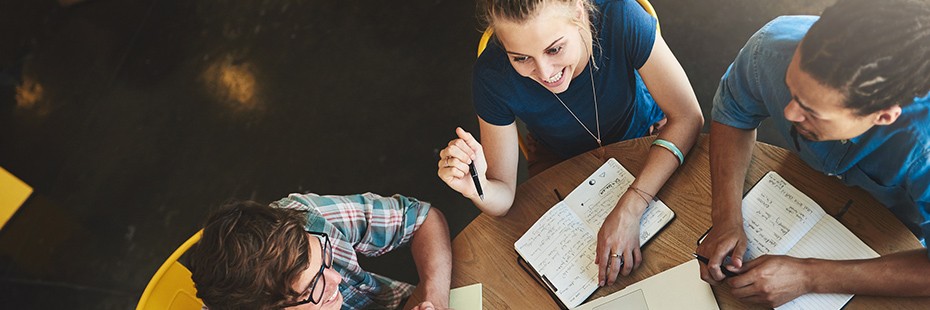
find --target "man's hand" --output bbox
[695,219,748,284]
[726,255,813,307]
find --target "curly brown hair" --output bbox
[187,201,311,310]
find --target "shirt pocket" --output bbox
[841,164,912,217]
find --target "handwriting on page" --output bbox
[639,200,674,243]
[742,172,825,260]
[574,177,632,230]
[564,159,634,231]
[514,202,599,307]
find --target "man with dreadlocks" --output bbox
[695,0,930,307]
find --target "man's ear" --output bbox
[873,105,902,125]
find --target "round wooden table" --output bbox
[413,134,929,309]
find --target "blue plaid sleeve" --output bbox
[302,193,431,257]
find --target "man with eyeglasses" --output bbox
[187,193,451,310]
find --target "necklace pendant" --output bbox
[596,138,602,147]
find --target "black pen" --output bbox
[692,253,739,277]
[469,162,484,200]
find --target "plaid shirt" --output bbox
[272,192,431,310]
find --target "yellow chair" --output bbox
[475,0,660,158]
[137,230,204,310]
[0,167,33,230]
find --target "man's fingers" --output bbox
[727,272,754,289]
[730,239,747,269]
[699,262,719,284]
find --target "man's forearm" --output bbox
[709,122,756,223]
[410,208,452,307]
[809,249,930,296]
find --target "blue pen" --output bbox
[469,162,484,200]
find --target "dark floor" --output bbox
[0,0,834,308]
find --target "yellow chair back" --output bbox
[136,230,204,310]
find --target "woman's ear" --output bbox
[575,0,586,20]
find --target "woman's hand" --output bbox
[595,191,648,286]
[437,127,486,199]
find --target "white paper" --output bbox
[573,260,719,310]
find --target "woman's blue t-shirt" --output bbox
[473,0,665,159]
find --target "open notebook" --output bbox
[514,158,675,309]
[740,171,879,310]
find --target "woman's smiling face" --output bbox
[494,1,590,94]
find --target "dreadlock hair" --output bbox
[187,201,311,310]
[800,0,930,116]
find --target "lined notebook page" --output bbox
[777,216,879,310]
[514,202,599,308]
[742,172,825,260]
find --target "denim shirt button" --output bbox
[827,173,835,176]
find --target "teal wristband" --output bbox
[652,139,684,165]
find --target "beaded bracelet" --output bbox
[652,138,684,165]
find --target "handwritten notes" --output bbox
[741,172,825,260]
[514,158,676,308]
[514,202,598,306]
[741,172,878,310]
[566,159,634,232]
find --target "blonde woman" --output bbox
[437,0,702,286]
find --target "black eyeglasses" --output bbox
[290,231,333,306]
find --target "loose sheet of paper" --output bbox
[449,283,482,310]
[574,260,719,310]
[514,158,675,308]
